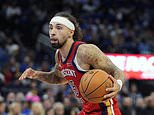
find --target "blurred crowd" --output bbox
[0,0,154,115]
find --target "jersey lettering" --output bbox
[61,69,76,77]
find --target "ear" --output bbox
[69,30,74,38]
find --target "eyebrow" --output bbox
[56,23,63,26]
[49,23,63,26]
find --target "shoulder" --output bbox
[77,43,102,56]
[78,44,99,53]
[77,44,103,63]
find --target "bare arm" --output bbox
[19,51,68,85]
[35,63,68,85]
[78,44,125,83]
[78,44,126,99]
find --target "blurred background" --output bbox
[0,0,154,115]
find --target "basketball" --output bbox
[79,69,113,103]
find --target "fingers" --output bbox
[106,87,115,92]
[106,75,116,91]
[103,75,120,100]
[106,83,119,93]
[19,71,27,80]
[19,68,34,80]
[104,91,116,99]
[105,87,118,100]
[108,75,116,82]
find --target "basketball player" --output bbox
[19,12,125,115]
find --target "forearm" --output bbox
[112,68,126,85]
[36,71,54,83]
[36,70,67,85]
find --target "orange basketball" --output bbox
[79,69,113,103]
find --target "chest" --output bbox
[58,60,82,79]
[61,55,90,71]
[57,42,90,81]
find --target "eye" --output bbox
[56,24,63,30]
[56,25,63,30]
[49,25,53,30]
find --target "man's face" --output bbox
[49,22,73,49]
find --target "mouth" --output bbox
[50,39,58,44]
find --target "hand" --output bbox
[103,75,121,100]
[19,68,38,80]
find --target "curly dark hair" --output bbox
[54,12,83,41]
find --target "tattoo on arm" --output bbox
[81,44,126,84]
[36,50,68,84]
[37,65,67,84]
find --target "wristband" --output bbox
[116,79,123,90]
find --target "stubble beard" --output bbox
[51,40,67,49]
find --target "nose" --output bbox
[49,28,56,37]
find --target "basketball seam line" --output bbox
[81,77,85,95]
[88,95,104,99]
[86,77,109,97]
[84,71,99,94]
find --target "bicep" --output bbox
[82,44,120,75]
[93,52,119,75]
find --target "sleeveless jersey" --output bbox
[57,42,121,115]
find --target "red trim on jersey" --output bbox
[57,41,121,114]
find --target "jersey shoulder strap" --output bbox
[68,41,85,62]
[57,41,85,64]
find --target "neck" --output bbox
[59,38,74,58]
